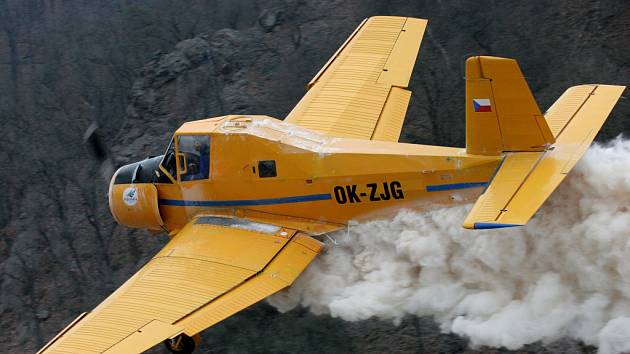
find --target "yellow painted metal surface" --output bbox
[377,18,426,87]
[544,84,598,137]
[466,56,555,155]
[285,16,427,142]
[176,233,323,335]
[464,84,625,228]
[306,18,367,90]
[372,87,412,141]
[462,152,543,228]
[39,220,297,353]
[496,84,625,225]
[465,59,503,155]
[41,256,252,353]
[109,183,163,230]
[153,115,501,233]
[155,219,291,271]
[37,312,88,354]
[40,222,322,354]
[102,320,181,354]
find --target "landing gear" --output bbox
[163,333,199,354]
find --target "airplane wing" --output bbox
[38,216,323,354]
[285,16,427,142]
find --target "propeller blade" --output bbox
[83,122,115,181]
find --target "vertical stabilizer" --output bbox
[465,56,555,155]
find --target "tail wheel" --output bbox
[163,333,197,354]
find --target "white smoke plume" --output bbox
[269,137,630,353]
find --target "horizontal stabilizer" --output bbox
[463,84,625,229]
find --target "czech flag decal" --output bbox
[473,98,492,112]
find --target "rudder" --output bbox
[466,56,555,155]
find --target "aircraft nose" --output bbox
[108,162,164,230]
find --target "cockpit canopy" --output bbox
[158,134,211,183]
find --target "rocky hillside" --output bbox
[0,0,628,353]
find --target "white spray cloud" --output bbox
[268,137,630,353]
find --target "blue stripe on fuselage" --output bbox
[158,193,332,207]
[425,182,488,192]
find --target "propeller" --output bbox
[83,122,115,182]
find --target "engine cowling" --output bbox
[108,161,164,230]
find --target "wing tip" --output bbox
[463,222,523,230]
[366,15,428,21]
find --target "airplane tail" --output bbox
[462,56,625,229]
[465,56,555,156]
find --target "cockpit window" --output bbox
[177,135,210,181]
[157,139,176,183]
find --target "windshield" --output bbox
[157,139,176,183]
[178,135,210,181]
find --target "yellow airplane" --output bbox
[39,16,625,354]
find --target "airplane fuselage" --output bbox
[109,115,501,235]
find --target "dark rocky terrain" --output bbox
[0,0,628,353]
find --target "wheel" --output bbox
[163,333,196,354]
